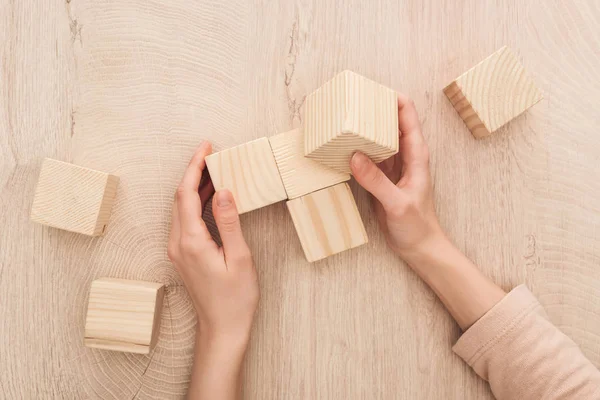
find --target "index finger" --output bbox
[397,93,428,172]
[176,142,213,238]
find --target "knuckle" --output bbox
[175,185,187,200]
[188,152,200,167]
[403,199,418,214]
[179,237,199,255]
[368,168,385,187]
[388,205,405,220]
[387,198,416,219]
[167,244,179,262]
[229,249,252,265]
[219,215,239,233]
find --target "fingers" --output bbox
[351,152,402,210]
[397,94,429,174]
[177,142,213,238]
[198,174,215,210]
[397,93,422,138]
[212,190,251,266]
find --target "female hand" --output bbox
[350,94,444,264]
[168,141,259,346]
[351,94,507,331]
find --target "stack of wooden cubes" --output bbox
[206,70,400,262]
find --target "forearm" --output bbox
[187,330,249,400]
[453,285,600,399]
[405,235,600,398]
[404,234,505,330]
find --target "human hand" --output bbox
[350,94,445,264]
[168,142,259,347]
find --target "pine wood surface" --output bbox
[444,46,544,138]
[269,128,350,199]
[1,1,600,398]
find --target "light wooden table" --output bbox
[1,1,599,398]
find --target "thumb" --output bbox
[351,152,400,210]
[212,190,251,263]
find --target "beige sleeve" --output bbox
[453,285,600,399]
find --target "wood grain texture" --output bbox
[206,137,287,214]
[269,128,350,199]
[305,70,399,173]
[444,46,544,138]
[31,158,120,236]
[287,183,368,262]
[84,278,164,355]
[2,0,600,399]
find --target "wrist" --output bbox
[196,326,251,357]
[400,231,455,271]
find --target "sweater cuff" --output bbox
[452,285,542,367]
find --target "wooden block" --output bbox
[269,128,350,199]
[443,46,543,138]
[30,158,120,236]
[205,138,287,214]
[304,70,399,173]
[287,183,368,262]
[84,278,164,354]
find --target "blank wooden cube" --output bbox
[269,128,350,199]
[30,158,120,236]
[205,138,287,214]
[304,70,399,173]
[444,46,543,138]
[84,278,164,354]
[287,183,368,262]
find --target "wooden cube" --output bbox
[444,46,543,138]
[269,128,350,199]
[84,278,164,354]
[30,158,120,236]
[304,70,399,173]
[287,183,368,262]
[205,138,287,214]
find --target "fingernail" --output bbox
[352,152,368,169]
[216,190,232,208]
[197,141,211,153]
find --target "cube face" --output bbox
[84,278,164,354]
[31,158,120,236]
[444,46,543,138]
[269,128,350,199]
[206,138,287,214]
[287,183,368,262]
[304,70,399,173]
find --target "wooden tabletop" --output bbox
[1,1,599,398]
